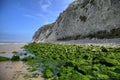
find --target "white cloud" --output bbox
[41,4,49,11]
[36,13,44,17]
[24,14,36,19]
[24,13,46,20]
[38,0,52,12]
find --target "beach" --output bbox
[0,39,120,80]
[0,43,26,53]
[0,43,43,80]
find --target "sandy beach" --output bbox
[0,43,44,80]
[0,43,27,53]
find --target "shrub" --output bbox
[79,15,87,22]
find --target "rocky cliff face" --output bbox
[33,0,120,42]
[32,23,55,42]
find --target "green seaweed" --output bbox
[23,42,120,79]
[0,56,9,61]
[11,55,20,61]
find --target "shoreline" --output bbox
[0,43,43,80]
[0,42,27,44]
[50,38,120,47]
[0,43,27,53]
[56,38,120,43]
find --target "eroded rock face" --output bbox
[32,23,55,42]
[33,0,120,42]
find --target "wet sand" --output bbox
[0,43,26,53]
[0,61,44,80]
[0,61,29,80]
[0,43,44,80]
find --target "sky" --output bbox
[0,0,74,42]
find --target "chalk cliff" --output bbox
[33,0,120,42]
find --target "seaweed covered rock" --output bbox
[11,55,20,61]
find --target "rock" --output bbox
[33,0,120,42]
[32,23,55,42]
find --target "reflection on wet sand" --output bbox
[0,61,28,80]
[0,43,26,53]
[0,61,44,80]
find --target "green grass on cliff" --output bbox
[23,42,120,80]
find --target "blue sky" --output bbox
[0,0,74,42]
